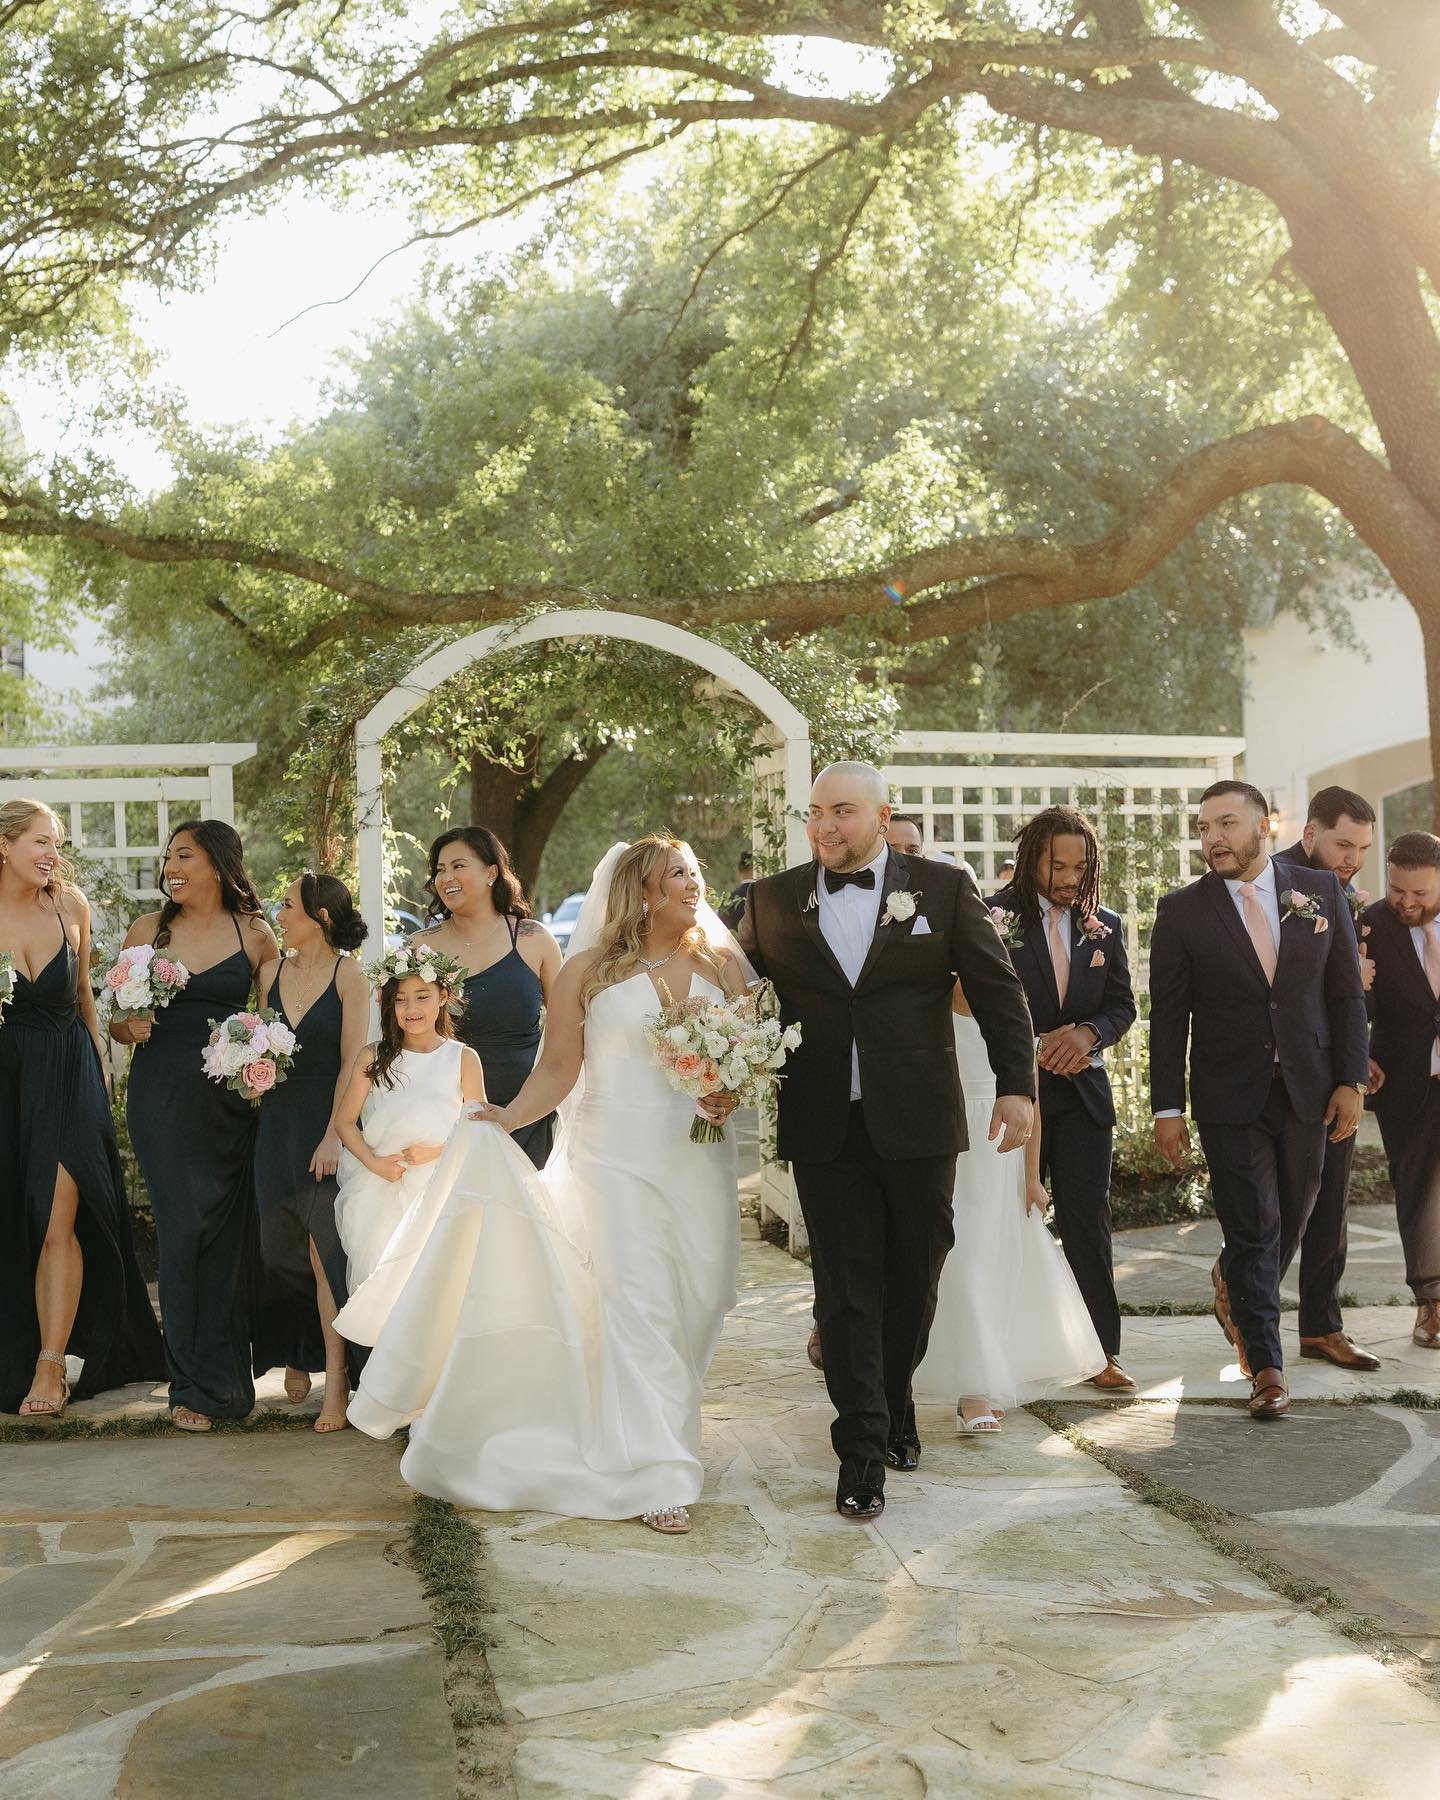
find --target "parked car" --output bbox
[544,891,586,953]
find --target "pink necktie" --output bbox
[1047,908,1070,1005]
[1424,921,1440,999]
[1238,882,1278,984]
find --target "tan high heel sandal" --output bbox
[18,1350,70,1418]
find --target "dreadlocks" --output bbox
[1009,805,1102,923]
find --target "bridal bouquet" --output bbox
[100,943,190,1026]
[645,979,802,1145]
[202,1008,298,1104]
[0,951,14,1026]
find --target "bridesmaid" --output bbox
[0,800,164,1415]
[413,827,561,1168]
[254,873,370,1433]
[112,819,280,1431]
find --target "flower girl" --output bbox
[333,948,485,1291]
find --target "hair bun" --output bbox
[329,914,369,952]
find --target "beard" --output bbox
[1206,826,1266,874]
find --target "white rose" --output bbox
[419,964,437,984]
[885,890,918,923]
[268,1021,296,1055]
[666,1025,689,1047]
[221,1040,251,1077]
[117,979,149,1011]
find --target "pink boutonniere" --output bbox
[1079,914,1112,943]
[1279,889,1328,934]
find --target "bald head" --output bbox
[808,761,892,873]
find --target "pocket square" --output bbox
[1089,949,1105,967]
[911,916,932,936]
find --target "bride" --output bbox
[334,837,750,1535]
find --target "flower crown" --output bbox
[365,943,467,990]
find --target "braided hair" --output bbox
[1009,805,1101,924]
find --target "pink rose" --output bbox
[242,1058,277,1093]
[153,957,179,984]
[236,1013,261,1032]
[104,962,128,989]
[674,1052,704,1079]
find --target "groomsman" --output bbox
[988,806,1137,1387]
[1272,786,1382,1369]
[1150,782,1368,1418]
[1361,832,1440,1350]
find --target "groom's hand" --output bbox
[988,1095,1033,1154]
[1037,1024,1098,1077]
[1153,1115,1191,1170]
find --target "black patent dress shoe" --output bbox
[884,1439,920,1471]
[837,1488,885,1521]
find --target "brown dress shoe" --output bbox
[1248,1368,1289,1419]
[1088,1357,1136,1390]
[1211,1263,1251,1377]
[1300,1331,1381,1371]
[806,1324,824,1370]
[1414,1302,1440,1349]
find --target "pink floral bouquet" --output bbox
[100,943,190,1025]
[644,979,802,1145]
[202,1008,298,1104]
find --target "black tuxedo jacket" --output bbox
[737,851,1035,1163]
[1148,862,1368,1125]
[1361,899,1440,1127]
[985,887,1136,1129]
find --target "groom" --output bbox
[738,762,1036,1519]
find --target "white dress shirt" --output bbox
[1156,858,1284,1119]
[1408,922,1440,1077]
[815,843,888,1100]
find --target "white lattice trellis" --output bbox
[756,731,1243,1256]
[0,744,257,901]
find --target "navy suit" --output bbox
[988,887,1137,1357]
[1272,840,1363,1336]
[1149,863,1368,1372]
[1362,899,1440,1303]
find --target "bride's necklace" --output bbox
[637,942,679,974]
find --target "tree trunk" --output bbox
[464,738,611,894]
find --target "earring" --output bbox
[642,901,649,915]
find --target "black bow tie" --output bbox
[825,867,877,893]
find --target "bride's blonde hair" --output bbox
[0,798,74,899]
[580,835,724,1011]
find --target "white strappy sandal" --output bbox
[956,1398,1004,1434]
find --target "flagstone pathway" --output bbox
[3,1224,1439,1797]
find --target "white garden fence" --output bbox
[756,730,1244,1255]
[0,744,256,903]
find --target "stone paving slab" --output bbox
[473,1247,1440,1795]
[1113,1204,1413,1309]
[0,1433,453,1798]
[1063,1399,1440,1680]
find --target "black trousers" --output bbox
[791,1103,956,1490]
[1198,1081,1326,1374]
[1039,1086,1119,1358]
[1281,1131,1356,1338]
[1376,1083,1440,1303]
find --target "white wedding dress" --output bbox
[913,1013,1104,1408]
[332,1039,468,1291]
[335,972,740,1517]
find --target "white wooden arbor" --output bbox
[354,610,814,943]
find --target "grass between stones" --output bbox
[405,1494,514,1798]
[1028,1399,1434,1694]
[0,1406,321,1444]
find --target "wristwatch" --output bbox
[1348,1081,1367,1095]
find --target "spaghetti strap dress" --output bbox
[253,959,355,1377]
[127,913,260,1418]
[456,916,554,1168]
[0,910,164,1412]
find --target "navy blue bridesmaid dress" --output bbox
[127,914,259,1418]
[253,959,356,1376]
[0,909,165,1412]
[457,916,554,1168]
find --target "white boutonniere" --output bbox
[989,906,1027,949]
[1279,888,1328,934]
[882,889,923,927]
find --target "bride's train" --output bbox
[334,972,738,1517]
